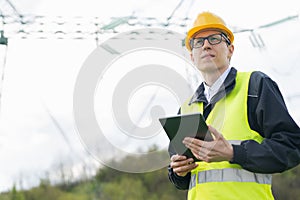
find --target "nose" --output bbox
[202,38,212,50]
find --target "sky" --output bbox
[0,0,300,192]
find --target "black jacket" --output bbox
[168,67,300,190]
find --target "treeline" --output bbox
[0,167,187,200]
[1,149,300,200]
[0,149,187,200]
[272,165,300,199]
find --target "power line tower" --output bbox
[0,0,11,114]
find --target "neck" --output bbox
[201,67,228,86]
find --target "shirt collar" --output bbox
[189,67,237,105]
[204,67,232,102]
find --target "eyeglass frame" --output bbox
[189,33,231,49]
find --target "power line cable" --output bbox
[167,0,185,22]
[42,103,75,154]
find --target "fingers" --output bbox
[182,127,231,162]
[172,162,198,176]
[195,147,218,162]
[170,154,198,177]
[182,138,210,162]
[198,146,217,156]
[183,137,204,149]
[192,149,209,162]
[170,154,187,162]
[170,155,194,167]
[183,137,211,152]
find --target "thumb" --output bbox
[208,125,222,139]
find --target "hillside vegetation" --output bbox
[1,149,300,200]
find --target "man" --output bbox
[168,11,300,200]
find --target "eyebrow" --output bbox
[193,32,223,39]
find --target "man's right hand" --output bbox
[170,154,198,177]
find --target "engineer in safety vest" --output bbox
[168,11,300,200]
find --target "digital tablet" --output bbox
[159,113,213,161]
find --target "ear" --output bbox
[228,44,234,59]
[229,44,234,54]
[190,52,194,62]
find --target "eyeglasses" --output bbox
[190,33,231,49]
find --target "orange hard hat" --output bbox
[185,12,234,51]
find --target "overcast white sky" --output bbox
[0,0,300,192]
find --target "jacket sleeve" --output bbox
[231,71,300,173]
[167,143,190,190]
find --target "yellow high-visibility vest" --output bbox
[181,71,274,200]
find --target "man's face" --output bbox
[190,30,234,74]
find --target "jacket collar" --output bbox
[189,67,237,105]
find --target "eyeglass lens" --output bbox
[192,34,223,48]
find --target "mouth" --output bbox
[201,54,215,59]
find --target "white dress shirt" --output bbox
[203,67,231,103]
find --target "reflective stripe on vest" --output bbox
[189,168,272,189]
[188,140,272,189]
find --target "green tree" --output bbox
[272,165,300,200]
[10,185,25,200]
[100,177,146,200]
[95,151,187,200]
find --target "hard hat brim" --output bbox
[185,24,234,52]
